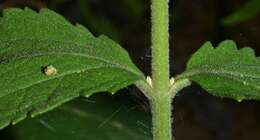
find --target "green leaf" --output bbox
[222,0,260,26]
[11,96,152,140]
[177,40,260,102]
[0,8,144,129]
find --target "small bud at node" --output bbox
[146,76,152,87]
[170,77,175,85]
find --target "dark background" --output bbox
[0,0,260,140]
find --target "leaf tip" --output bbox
[203,41,213,46]
[218,40,237,50]
[235,97,244,103]
[11,114,27,126]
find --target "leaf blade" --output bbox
[178,40,260,101]
[0,8,144,129]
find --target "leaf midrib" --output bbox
[177,64,260,91]
[0,37,144,102]
[0,38,142,76]
[182,64,260,80]
[0,65,136,99]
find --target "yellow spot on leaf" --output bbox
[44,65,57,76]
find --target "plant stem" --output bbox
[151,0,169,95]
[150,95,172,140]
[150,0,171,140]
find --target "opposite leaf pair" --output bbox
[0,7,259,130]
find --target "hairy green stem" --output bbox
[150,0,171,139]
[150,95,172,140]
[151,0,169,95]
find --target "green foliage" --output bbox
[11,96,151,140]
[0,8,144,129]
[177,40,260,101]
[222,0,260,26]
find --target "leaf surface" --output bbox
[0,8,144,129]
[178,40,260,101]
